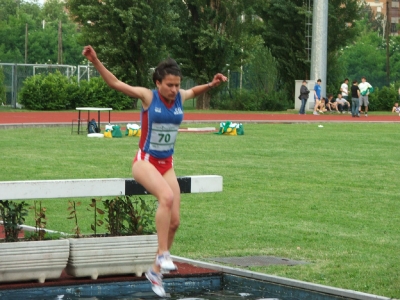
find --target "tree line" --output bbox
[2,0,398,110]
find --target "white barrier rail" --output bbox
[0,175,223,200]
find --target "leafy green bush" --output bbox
[19,71,69,110]
[263,90,292,111]
[211,88,291,111]
[369,85,399,111]
[75,77,133,110]
[19,74,134,110]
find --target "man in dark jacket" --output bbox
[299,80,310,115]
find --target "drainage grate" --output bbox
[207,256,308,267]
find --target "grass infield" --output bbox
[0,123,399,298]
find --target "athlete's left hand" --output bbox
[210,73,228,88]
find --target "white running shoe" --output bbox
[145,269,166,297]
[313,111,319,115]
[161,263,178,274]
[156,251,177,271]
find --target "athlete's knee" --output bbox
[158,191,174,209]
[169,217,180,232]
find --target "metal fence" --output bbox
[0,63,99,108]
[0,63,267,109]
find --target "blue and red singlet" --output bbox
[134,90,184,174]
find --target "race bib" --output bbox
[149,123,179,151]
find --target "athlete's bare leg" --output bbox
[132,160,174,272]
[162,168,181,249]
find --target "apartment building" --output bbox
[363,0,400,34]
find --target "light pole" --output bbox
[310,0,328,97]
[25,23,28,64]
[42,19,63,64]
[226,64,230,90]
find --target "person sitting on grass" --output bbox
[336,94,350,114]
[317,97,328,114]
[392,102,400,114]
[326,94,339,113]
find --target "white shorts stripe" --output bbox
[144,152,150,161]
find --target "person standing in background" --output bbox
[340,78,349,101]
[358,77,373,117]
[299,80,310,115]
[351,80,360,118]
[313,79,322,116]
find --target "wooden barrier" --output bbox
[0,175,223,200]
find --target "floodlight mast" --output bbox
[310,0,328,97]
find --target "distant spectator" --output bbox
[351,80,360,117]
[340,78,349,101]
[392,102,400,114]
[326,94,339,113]
[313,79,322,116]
[317,97,327,113]
[299,80,310,115]
[336,94,350,114]
[358,77,373,117]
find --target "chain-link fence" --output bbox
[0,63,271,110]
[0,63,99,108]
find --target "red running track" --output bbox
[1,111,400,124]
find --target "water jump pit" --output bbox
[0,274,357,300]
[0,258,390,300]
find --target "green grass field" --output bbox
[0,123,399,298]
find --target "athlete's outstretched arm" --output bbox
[82,45,152,107]
[181,73,227,102]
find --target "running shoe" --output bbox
[313,111,319,115]
[161,263,178,274]
[145,269,166,297]
[156,251,177,271]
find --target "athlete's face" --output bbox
[157,75,181,102]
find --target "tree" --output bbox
[245,45,278,94]
[250,0,362,98]
[170,0,262,109]
[67,0,180,108]
[0,0,82,65]
[338,18,387,89]
[0,0,19,23]
[34,0,82,65]
[389,35,400,84]
[326,0,362,92]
